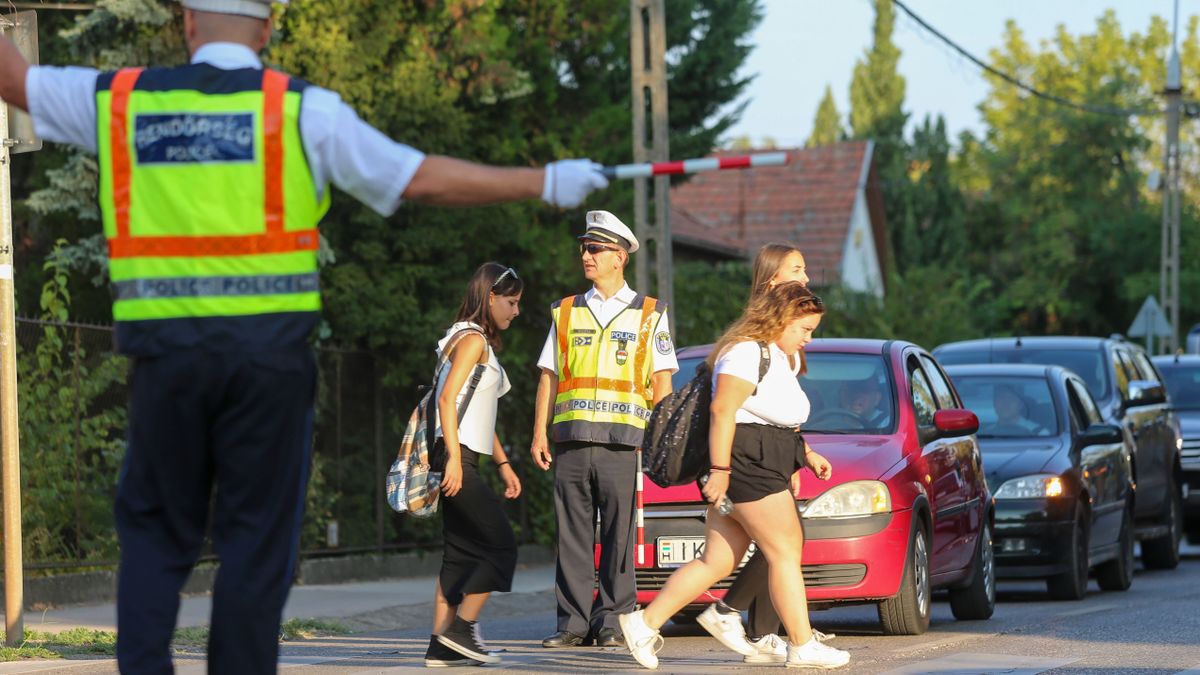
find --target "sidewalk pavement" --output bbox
[25,563,557,634]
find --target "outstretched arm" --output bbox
[403,156,606,208]
[0,37,30,111]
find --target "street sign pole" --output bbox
[0,10,39,646]
[1160,1,1183,354]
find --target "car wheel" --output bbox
[1095,507,1134,591]
[878,520,931,635]
[1046,511,1089,601]
[950,519,996,620]
[1141,475,1182,570]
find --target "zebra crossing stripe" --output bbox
[881,652,1078,674]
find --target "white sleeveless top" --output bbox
[433,322,511,455]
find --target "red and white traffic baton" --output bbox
[635,449,645,566]
[602,151,788,180]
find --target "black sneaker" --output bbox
[437,616,500,664]
[424,634,481,668]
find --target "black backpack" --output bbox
[643,342,770,488]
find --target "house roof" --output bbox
[669,141,880,287]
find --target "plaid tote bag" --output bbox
[386,328,488,517]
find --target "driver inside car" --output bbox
[839,380,889,428]
[990,384,1048,436]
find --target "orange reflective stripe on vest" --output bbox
[556,295,576,381]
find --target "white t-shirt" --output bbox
[433,322,511,455]
[713,341,810,427]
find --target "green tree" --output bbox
[807,85,843,147]
[848,0,905,139]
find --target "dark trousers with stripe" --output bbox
[115,346,316,674]
[721,549,780,637]
[553,442,637,636]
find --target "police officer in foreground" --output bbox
[531,211,677,648]
[0,1,607,671]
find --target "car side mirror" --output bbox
[1080,422,1123,446]
[1125,379,1166,408]
[932,409,980,440]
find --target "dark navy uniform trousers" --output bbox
[114,345,316,674]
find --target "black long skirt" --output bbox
[437,443,518,605]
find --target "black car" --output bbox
[934,336,1184,570]
[945,364,1133,599]
[1151,354,1200,544]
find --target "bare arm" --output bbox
[651,370,673,406]
[701,374,755,507]
[403,156,543,206]
[436,333,486,496]
[530,367,558,470]
[0,37,30,111]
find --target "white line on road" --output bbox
[1053,602,1119,618]
[881,652,1079,674]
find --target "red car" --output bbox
[624,338,995,635]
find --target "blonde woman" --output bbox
[618,282,850,670]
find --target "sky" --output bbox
[724,0,1191,148]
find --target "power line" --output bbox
[891,0,1164,118]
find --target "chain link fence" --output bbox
[7,318,538,573]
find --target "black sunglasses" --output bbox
[580,243,620,256]
[492,267,519,288]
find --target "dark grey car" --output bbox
[1151,354,1200,544]
[934,336,1184,570]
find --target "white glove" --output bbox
[542,159,609,208]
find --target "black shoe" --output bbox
[594,627,625,648]
[541,630,586,648]
[438,617,500,664]
[424,634,481,668]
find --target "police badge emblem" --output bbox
[615,348,628,365]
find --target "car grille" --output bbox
[1183,437,1200,468]
[634,564,866,591]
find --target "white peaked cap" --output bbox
[181,0,285,19]
[580,210,639,254]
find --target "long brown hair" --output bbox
[749,242,804,301]
[454,262,523,349]
[709,281,825,374]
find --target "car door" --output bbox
[908,354,964,575]
[1066,377,1125,548]
[1116,347,1167,509]
[920,354,983,571]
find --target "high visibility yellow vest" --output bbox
[96,65,330,324]
[550,294,664,447]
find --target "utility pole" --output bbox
[0,10,39,647]
[1161,0,1182,354]
[630,0,673,315]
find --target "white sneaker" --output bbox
[696,604,756,657]
[786,636,850,669]
[743,633,787,663]
[618,610,664,670]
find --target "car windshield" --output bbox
[673,353,895,434]
[954,375,1058,438]
[938,347,1110,403]
[1156,363,1200,410]
[801,353,894,434]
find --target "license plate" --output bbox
[656,537,756,568]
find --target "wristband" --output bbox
[709,465,732,473]
[495,461,510,469]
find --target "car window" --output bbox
[910,362,937,428]
[800,353,895,434]
[1131,351,1160,383]
[1156,362,1200,410]
[1111,349,1131,399]
[1069,379,1103,426]
[953,374,1058,437]
[919,355,958,409]
[1064,383,1088,431]
[936,346,1111,402]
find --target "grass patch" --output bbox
[0,628,117,660]
[280,618,349,641]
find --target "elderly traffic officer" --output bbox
[531,210,678,648]
[0,1,608,672]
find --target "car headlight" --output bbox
[994,474,1065,499]
[802,480,891,518]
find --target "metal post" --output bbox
[374,362,384,553]
[0,94,23,647]
[630,0,673,315]
[1161,2,1182,354]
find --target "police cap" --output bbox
[181,0,286,19]
[578,210,639,254]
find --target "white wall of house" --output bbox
[839,190,884,298]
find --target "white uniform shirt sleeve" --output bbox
[537,326,557,372]
[298,86,425,217]
[649,310,679,374]
[25,66,100,153]
[713,341,763,385]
